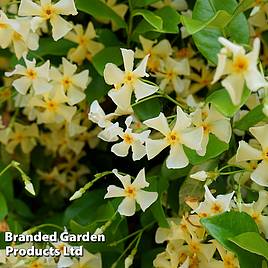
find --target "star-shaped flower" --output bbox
[104,168,158,216]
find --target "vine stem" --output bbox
[108,221,155,247]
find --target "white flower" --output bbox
[240,190,268,238]
[18,0,78,41]
[236,124,268,186]
[111,116,150,161]
[104,48,158,113]
[5,55,51,95]
[191,104,231,156]
[190,171,207,181]
[144,106,203,169]
[50,58,90,105]
[104,168,158,216]
[193,185,234,217]
[212,37,268,105]
[88,100,120,142]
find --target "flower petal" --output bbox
[181,127,203,151]
[173,106,191,131]
[136,190,158,211]
[121,48,134,71]
[104,185,125,198]
[118,197,136,216]
[236,141,262,162]
[249,125,268,150]
[12,77,31,95]
[146,138,169,160]
[132,168,149,189]
[143,113,170,135]
[53,0,78,15]
[50,15,72,41]
[251,161,268,187]
[18,0,41,16]
[111,141,130,157]
[133,54,149,77]
[221,74,245,105]
[104,63,124,85]
[166,143,189,169]
[133,79,158,100]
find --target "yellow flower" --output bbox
[65,22,104,64]
[5,123,39,154]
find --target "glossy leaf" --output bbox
[201,211,263,268]
[133,9,163,30]
[234,105,266,131]
[206,87,251,117]
[76,0,127,29]
[192,0,249,64]
[92,46,123,76]
[230,232,268,261]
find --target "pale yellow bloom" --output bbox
[65,22,104,64]
[18,0,78,41]
[5,123,39,154]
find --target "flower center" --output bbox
[263,149,268,161]
[189,241,200,253]
[124,186,136,198]
[45,100,58,111]
[211,202,223,213]
[30,261,43,268]
[232,55,249,74]
[166,131,180,146]
[166,71,174,79]
[202,123,211,134]
[26,68,37,80]
[56,243,65,253]
[123,133,134,144]
[224,255,237,268]
[61,76,72,89]
[124,72,135,84]
[42,5,55,19]
[14,132,23,141]
[252,212,260,223]
[78,35,88,46]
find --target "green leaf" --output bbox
[96,29,123,47]
[92,46,123,76]
[133,6,180,35]
[234,105,266,131]
[85,64,109,103]
[33,38,75,57]
[133,9,163,30]
[206,87,251,117]
[133,98,162,121]
[185,134,229,165]
[76,0,127,29]
[0,192,8,220]
[181,10,231,35]
[201,211,263,268]
[64,189,106,225]
[192,0,249,64]
[147,176,169,228]
[230,232,268,261]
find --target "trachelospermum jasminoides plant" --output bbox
[1,0,268,267]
